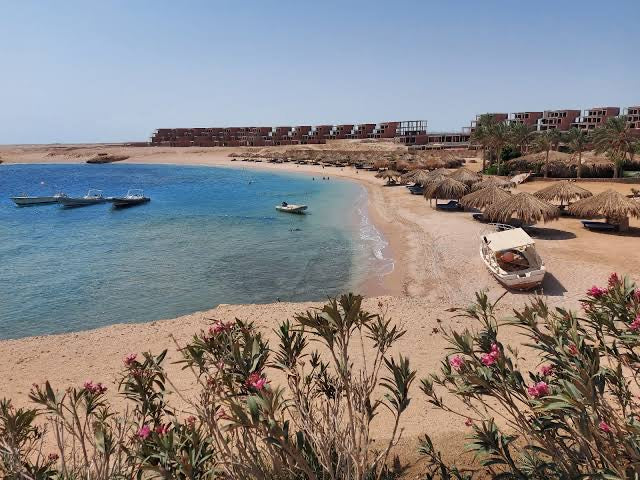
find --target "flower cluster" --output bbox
[208,320,234,337]
[83,380,107,395]
[246,371,268,391]
[527,381,550,398]
[540,364,553,376]
[449,355,464,371]
[630,315,640,332]
[123,352,137,367]
[137,424,151,440]
[587,286,607,298]
[480,343,500,366]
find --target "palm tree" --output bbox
[471,114,498,172]
[592,116,634,178]
[508,122,535,155]
[533,130,554,178]
[489,121,511,176]
[565,128,589,178]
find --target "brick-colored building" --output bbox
[537,110,581,131]
[625,106,640,130]
[509,112,543,127]
[572,107,620,131]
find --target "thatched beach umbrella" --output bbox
[485,192,560,225]
[401,169,424,183]
[377,169,402,184]
[471,176,513,191]
[449,167,481,186]
[534,181,593,207]
[568,189,640,232]
[423,177,468,207]
[460,186,512,211]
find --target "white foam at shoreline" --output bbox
[354,188,395,278]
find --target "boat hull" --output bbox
[11,196,59,206]
[275,205,308,214]
[58,197,107,208]
[112,197,150,208]
[480,246,545,291]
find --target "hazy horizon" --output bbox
[1,0,638,144]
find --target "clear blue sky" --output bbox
[1,1,638,144]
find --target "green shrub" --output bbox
[420,273,640,478]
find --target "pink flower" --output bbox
[630,316,640,331]
[155,423,170,436]
[208,320,234,337]
[599,421,612,433]
[464,418,473,427]
[47,453,59,463]
[568,344,578,356]
[449,355,465,371]
[540,365,553,376]
[527,381,550,398]
[608,273,620,287]
[123,353,137,367]
[587,286,607,298]
[83,380,107,395]
[137,425,151,439]
[246,372,268,390]
[185,416,197,427]
[635,289,640,302]
[481,343,500,366]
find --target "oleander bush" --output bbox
[420,273,640,479]
[0,294,414,479]
[3,276,640,479]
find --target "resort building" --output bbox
[150,105,638,148]
[407,132,472,150]
[508,112,543,127]
[572,107,620,131]
[536,109,581,131]
[625,106,640,130]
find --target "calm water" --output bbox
[0,164,391,339]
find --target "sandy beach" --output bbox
[1,143,639,469]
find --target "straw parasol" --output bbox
[534,181,592,207]
[423,177,468,206]
[460,186,512,211]
[401,169,424,183]
[449,167,482,186]
[471,176,513,191]
[377,169,402,184]
[484,192,560,224]
[568,189,640,232]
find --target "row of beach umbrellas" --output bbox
[388,166,640,230]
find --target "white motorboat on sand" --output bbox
[480,226,546,290]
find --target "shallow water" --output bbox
[0,163,391,339]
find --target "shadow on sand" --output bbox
[525,227,577,240]
[504,273,567,297]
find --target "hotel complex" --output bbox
[150,104,639,150]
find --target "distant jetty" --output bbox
[86,153,129,164]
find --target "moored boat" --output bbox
[275,202,308,214]
[58,189,107,208]
[111,189,150,208]
[480,226,546,290]
[11,193,67,206]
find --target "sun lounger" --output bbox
[436,200,463,211]
[581,221,618,232]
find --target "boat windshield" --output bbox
[126,189,144,198]
[86,189,103,198]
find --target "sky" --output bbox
[0,1,638,144]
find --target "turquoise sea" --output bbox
[0,163,391,340]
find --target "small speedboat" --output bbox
[111,189,150,208]
[11,193,67,206]
[480,226,546,290]
[58,189,108,208]
[276,202,308,214]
